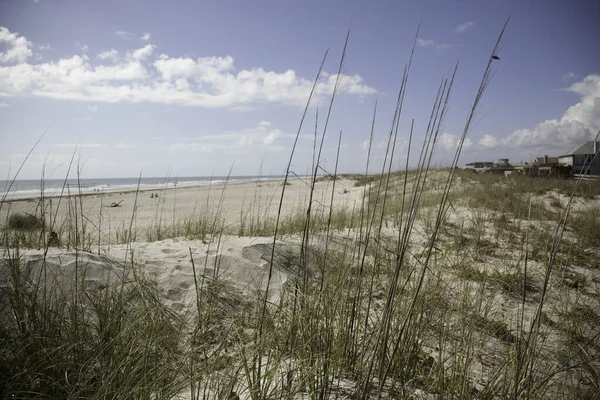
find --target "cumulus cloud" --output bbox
[0,27,376,108]
[115,30,134,40]
[38,43,52,51]
[97,49,119,61]
[76,42,89,53]
[0,27,32,63]
[54,143,107,148]
[455,21,474,33]
[128,44,155,61]
[477,74,600,152]
[141,32,151,41]
[417,38,435,47]
[1,152,112,180]
[438,132,473,151]
[166,121,292,154]
[417,38,454,51]
[478,134,499,149]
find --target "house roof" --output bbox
[533,156,558,164]
[561,141,600,156]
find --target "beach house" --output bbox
[558,141,600,175]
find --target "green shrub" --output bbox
[8,213,43,230]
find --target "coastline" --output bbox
[1,176,361,243]
[0,175,288,203]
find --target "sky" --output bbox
[0,0,599,179]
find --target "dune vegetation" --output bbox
[1,22,599,399]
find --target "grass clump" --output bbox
[490,269,537,295]
[7,213,43,230]
[570,207,600,249]
[469,314,516,343]
[0,256,186,399]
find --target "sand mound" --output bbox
[1,236,300,313]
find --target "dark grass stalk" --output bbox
[361,72,452,397]
[352,25,420,366]
[98,188,104,254]
[76,161,86,251]
[300,27,351,293]
[362,88,403,339]
[319,130,343,293]
[282,32,350,395]
[376,21,509,395]
[123,172,143,267]
[513,198,532,399]
[173,174,178,226]
[0,128,48,215]
[51,146,78,244]
[519,128,600,397]
[352,25,420,394]
[344,100,377,361]
[256,46,328,400]
[351,70,407,367]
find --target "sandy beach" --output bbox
[1,176,364,315]
[1,176,363,245]
[2,170,600,398]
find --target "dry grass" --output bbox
[1,20,599,399]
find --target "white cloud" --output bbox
[0,27,32,63]
[128,44,155,61]
[54,143,107,148]
[0,102,9,107]
[455,21,474,33]
[417,38,455,51]
[438,132,473,150]
[75,42,89,53]
[141,32,151,41]
[97,49,119,61]
[87,105,98,112]
[39,43,52,51]
[563,72,578,81]
[115,30,134,40]
[166,121,291,154]
[0,29,376,108]
[478,134,499,149]
[116,142,136,149]
[0,152,113,180]
[477,74,600,152]
[417,38,435,47]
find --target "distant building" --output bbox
[532,154,569,178]
[464,161,494,169]
[489,159,515,174]
[464,159,514,174]
[558,141,600,175]
[533,155,558,165]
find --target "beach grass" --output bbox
[1,20,599,399]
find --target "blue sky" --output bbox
[1,0,599,179]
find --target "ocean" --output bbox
[0,175,282,200]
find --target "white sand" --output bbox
[1,177,364,310]
[2,236,297,313]
[1,177,362,242]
